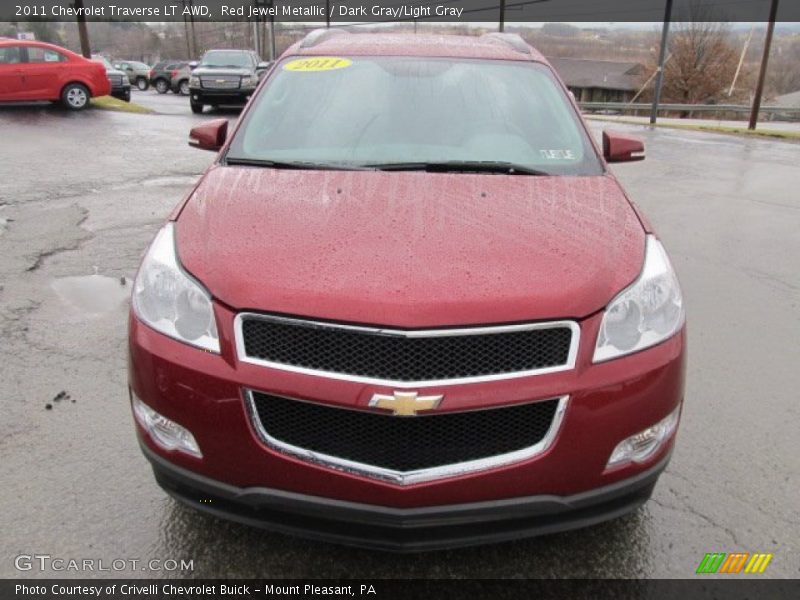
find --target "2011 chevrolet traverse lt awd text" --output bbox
[128,31,686,551]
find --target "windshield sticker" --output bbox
[283,57,353,72]
[540,149,577,160]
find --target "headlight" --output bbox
[132,223,220,353]
[593,235,684,362]
[189,75,200,86]
[242,75,258,87]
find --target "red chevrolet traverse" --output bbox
[128,31,686,551]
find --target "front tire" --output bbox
[121,89,131,102]
[178,80,190,96]
[154,79,169,94]
[61,83,90,111]
[136,77,149,91]
[190,100,204,114]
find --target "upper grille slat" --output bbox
[200,75,241,89]
[238,315,575,384]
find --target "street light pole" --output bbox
[749,0,780,130]
[650,0,674,125]
[499,0,506,32]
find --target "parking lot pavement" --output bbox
[0,104,798,579]
[130,88,245,116]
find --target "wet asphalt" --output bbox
[0,90,798,579]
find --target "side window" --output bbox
[0,46,23,64]
[26,47,65,63]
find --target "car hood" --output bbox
[176,167,645,327]
[192,66,251,77]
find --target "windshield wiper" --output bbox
[366,161,552,176]
[224,157,374,171]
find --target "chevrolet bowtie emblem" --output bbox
[369,391,443,416]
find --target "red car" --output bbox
[0,39,110,110]
[129,31,686,551]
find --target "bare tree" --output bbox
[645,20,741,105]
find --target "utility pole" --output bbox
[650,0,674,125]
[269,14,276,61]
[326,0,330,28]
[499,0,505,32]
[729,26,755,97]
[188,0,197,58]
[72,0,91,58]
[749,0,780,130]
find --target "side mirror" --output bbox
[188,61,198,69]
[256,61,271,71]
[603,130,645,163]
[189,119,228,152]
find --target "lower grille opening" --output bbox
[248,391,561,474]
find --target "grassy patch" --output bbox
[90,95,154,114]
[586,116,800,141]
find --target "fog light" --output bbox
[606,405,680,468]
[131,394,202,458]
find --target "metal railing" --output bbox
[578,102,800,120]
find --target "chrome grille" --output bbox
[236,314,579,386]
[200,75,241,89]
[108,74,123,86]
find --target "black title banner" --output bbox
[3,0,800,23]
[3,579,800,600]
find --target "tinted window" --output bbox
[228,57,602,176]
[0,46,23,64]
[200,51,253,68]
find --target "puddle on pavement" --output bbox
[51,273,130,317]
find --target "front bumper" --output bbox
[190,88,255,105]
[144,441,668,552]
[129,308,685,546]
[110,84,130,99]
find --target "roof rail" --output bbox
[299,28,348,49]
[480,32,532,55]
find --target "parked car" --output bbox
[188,48,269,113]
[113,59,151,91]
[170,62,194,96]
[91,55,131,102]
[149,60,191,95]
[0,39,110,110]
[129,31,685,551]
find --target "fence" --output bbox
[578,102,800,121]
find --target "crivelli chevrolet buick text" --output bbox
[128,31,686,551]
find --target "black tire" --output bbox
[190,100,204,114]
[121,89,131,102]
[178,80,190,96]
[135,77,149,91]
[154,79,169,94]
[60,82,90,111]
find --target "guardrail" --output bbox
[578,102,800,120]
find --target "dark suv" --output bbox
[149,60,191,94]
[188,49,270,113]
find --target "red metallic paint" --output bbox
[176,170,645,325]
[0,40,110,102]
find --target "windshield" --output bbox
[227,57,602,175]
[92,56,112,69]
[201,50,252,68]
